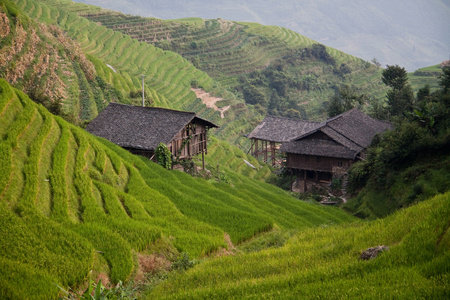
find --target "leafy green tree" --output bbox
[382,65,414,117]
[438,66,450,93]
[284,108,302,119]
[242,85,267,106]
[368,96,388,120]
[382,65,408,90]
[416,85,430,103]
[386,85,414,117]
[327,85,366,117]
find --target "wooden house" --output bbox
[246,115,320,166]
[280,108,392,184]
[86,103,217,164]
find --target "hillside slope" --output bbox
[0,78,354,298]
[147,192,450,299]
[70,4,387,120]
[7,0,218,123]
[10,0,388,147]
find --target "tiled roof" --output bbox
[246,115,321,143]
[86,103,217,151]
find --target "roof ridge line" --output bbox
[110,102,197,115]
[325,126,365,152]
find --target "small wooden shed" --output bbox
[86,103,217,163]
[246,115,320,166]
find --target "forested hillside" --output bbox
[343,64,450,218]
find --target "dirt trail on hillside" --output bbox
[192,88,230,119]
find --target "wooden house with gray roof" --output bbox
[86,103,217,165]
[280,108,391,184]
[246,115,320,166]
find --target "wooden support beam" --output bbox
[202,150,205,170]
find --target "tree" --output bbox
[416,85,431,109]
[386,85,414,117]
[242,85,267,106]
[382,65,408,90]
[155,143,172,169]
[284,108,301,119]
[327,85,366,117]
[382,65,414,117]
[438,66,450,93]
[371,57,381,67]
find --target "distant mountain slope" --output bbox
[0,77,354,298]
[73,0,450,71]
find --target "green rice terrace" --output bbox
[2,69,448,299]
[1,0,449,298]
[0,78,356,298]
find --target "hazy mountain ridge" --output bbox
[73,0,450,71]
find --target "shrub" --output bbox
[155,143,172,169]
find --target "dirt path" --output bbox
[192,88,230,119]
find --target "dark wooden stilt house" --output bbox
[86,103,217,165]
[246,115,320,166]
[247,109,391,191]
[280,108,392,187]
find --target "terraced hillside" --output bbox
[409,64,444,92]
[0,0,137,123]
[147,192,450,299]
[11,0,219,118]
[78,13,316,77]
[74,7,387,118]
[10,0,266,146]
[11,0,389,147]
[0,78,355,298]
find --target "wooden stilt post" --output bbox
[271,142,276,166]
[290,168,294,191]
[303,170,307,192]
[264,140,268,163]
[202,150,205,170]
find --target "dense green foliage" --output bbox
[344,67,450,218]
[327,84,367,117]
[0,78,353,298]
[381,65,415,118]
[155,142,172,169]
